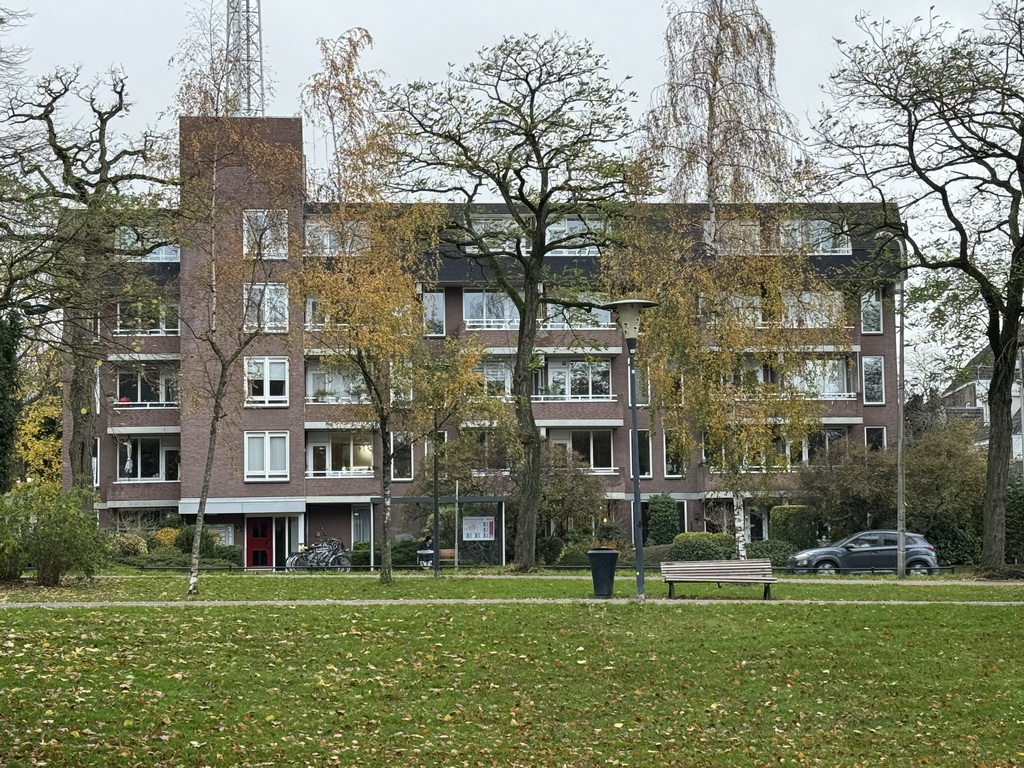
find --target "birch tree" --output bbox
[388,32,646,570]
[303,30,490,584]
[613,0,846,556]
[817,1,1024,570]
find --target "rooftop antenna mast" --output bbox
[225,0,265,116]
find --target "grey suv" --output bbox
[788,530,939,575]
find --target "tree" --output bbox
[302,30,495,584]
[817,2,1024,569]
[389,32,645,570]
[173,7,304,595]
[610,0,846,557]
[3,68,171,504]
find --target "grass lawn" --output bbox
[2,572,1024,604]
[1,578,1023,767]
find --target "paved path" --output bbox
[3,596,1024,609]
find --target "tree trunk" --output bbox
[511,273,542,571]
[64,309,97,512]
[187,373,228,596]
[733,495,747,560]
[379,419,394,585]
[981,347,1014,570]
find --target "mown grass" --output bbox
[2,572,1024,604]
[2,601,1022,767]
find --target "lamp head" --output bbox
[603,298,658,341]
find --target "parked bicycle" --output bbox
[284,538,351,572]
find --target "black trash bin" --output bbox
[587,547,619,598]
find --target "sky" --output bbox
[9,0,986,143]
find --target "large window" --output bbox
[861,289,883,334]
[305,218,368,257]
[865,426,887,451]
[476,359,513,397]
[547,217,602,256]
[116,227,180,262]
[632,429,652,479]
[664,431,685,478]
[245,431,289,481]
[306,363,364,404]
[783,291,845,329]
[116,365,178,408]
[704,219,760,253]
[391,433,413,481]
[791,358,852,399]
[246,357,288,407]
[117,437,180,482]
[781,219,852,255]
[862,356,885,404]
[423,290,445,336]
[563,429,613,473]
[806,427,849,466]
[115,301,179,336]
[463,290,519,329]
[538,359,611,400]
[467,430,511,472]
[306,431,373,477]
[244,283,288,332]
[243,209,288,259]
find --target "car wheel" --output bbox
[907,561,933,576]
[815,561,839,575]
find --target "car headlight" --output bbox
[795,558,809,566]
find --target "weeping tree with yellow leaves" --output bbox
[302,30,498,584]
[610,0,849,555]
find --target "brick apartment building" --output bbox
[74,115,901,568]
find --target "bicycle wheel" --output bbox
[330,552,351,573]
[285,552,307,571]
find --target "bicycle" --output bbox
[284,538,351,572]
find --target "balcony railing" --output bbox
[113,400,179,409]
[531,393,617,403]
[305,469,374,479]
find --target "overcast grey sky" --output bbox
[10,0,985,141]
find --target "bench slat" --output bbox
[660,559,776,600]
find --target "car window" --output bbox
[849,534,880,548]
[881,535,898,546]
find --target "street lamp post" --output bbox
[606,299,658,604]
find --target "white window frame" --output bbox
[547,217,602,256]
[114,301,180,336]
[664,431,684,478]
[245,356,289,407]
[245,430,290,481]
[631,429,652,479]
[306,362,365,404]
[862,355,885,405]
[476,359,513,397]
[423,289,446,336]
[244,283,289,333]
[306,431,374,477]
[705,219,761,253]
[790,358,854,400]
[243,209,288,259]
[116,436,180,482]
[568,429,615,474]
[781,219,852,255]
[115,365,179,408]
[463,289,520,330]
[865,426,887,450]
[783,290,845,329]
[861,289,883,334]
[391,433,414,481]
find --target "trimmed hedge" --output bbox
[769,506,821,551]
[666,537,723,562]
[747,538,797,567]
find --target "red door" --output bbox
[247,517,273,567]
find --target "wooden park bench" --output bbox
[661,559,777,600]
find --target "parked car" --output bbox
[788,530,939,575]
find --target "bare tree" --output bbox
[817,1,1024,570]
[388,32,646,570]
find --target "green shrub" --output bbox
[671,531,734,558]
[907,516,981,566]
[556,541,596,568]
[645,494,679,545]
[747,539,797,567]
[537,536,565,565]
[769,506,821,551]
[124,547,235,570]
[174,525,220,558]
[0,493,29,581]
[11,483,108,586]
[214,545,243,567]
[619,544,675,569]
[390,538,420,567]
[350,541,376,568]
[150,527,179,549]
[110,532,148,559]
[595,521,626,544]
[666,537,724,562]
